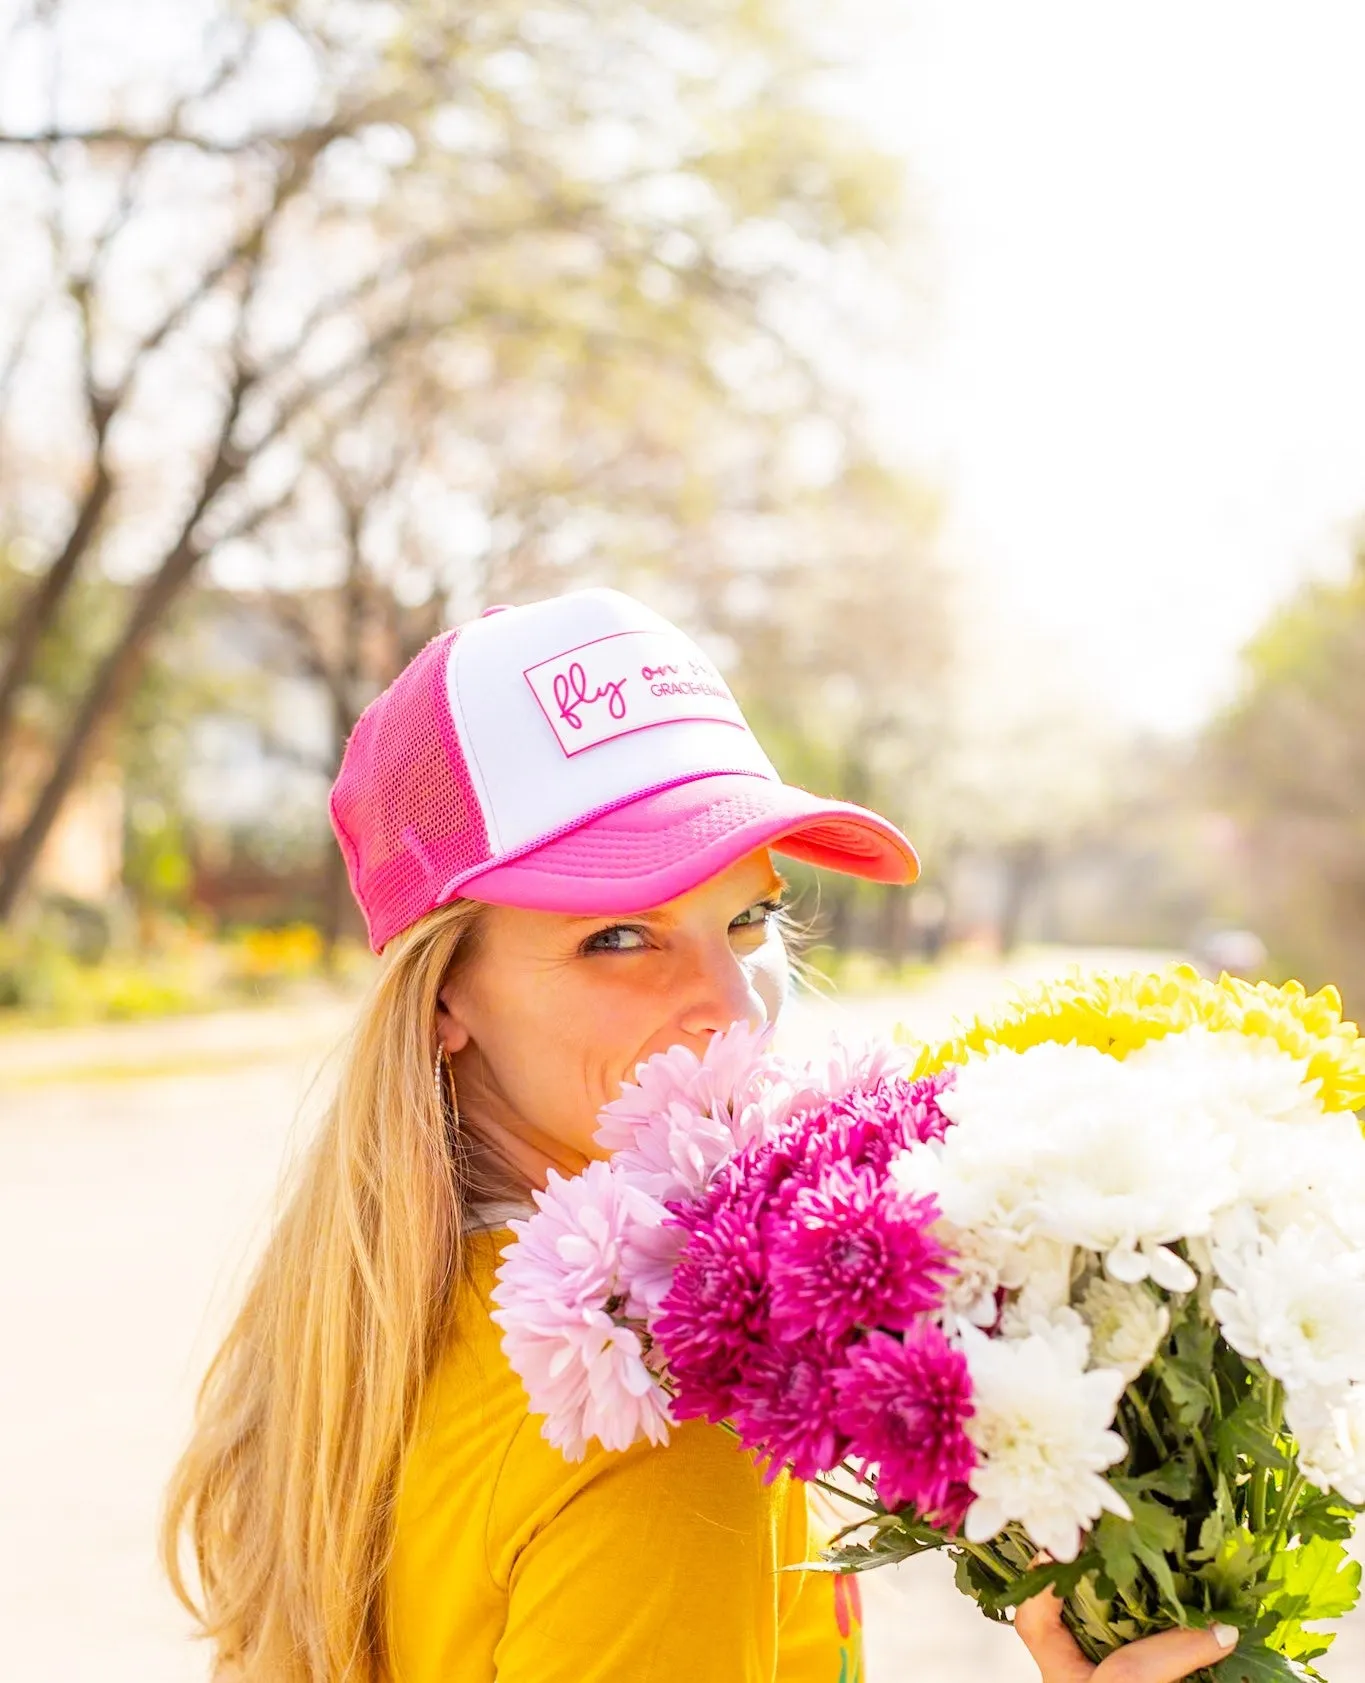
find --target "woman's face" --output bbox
[437,847,790,1186]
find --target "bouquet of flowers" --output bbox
[491,968,1365,1682]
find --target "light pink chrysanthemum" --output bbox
[778,1035,912,1124]
[490,1161,673,1459]
[595,1020,793,1203]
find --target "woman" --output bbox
[164,589,1239,1683]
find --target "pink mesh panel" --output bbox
[329,628,490,951]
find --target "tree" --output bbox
[710,462,953,949]
[0,0,922,923]
[1199,546,1365,1011]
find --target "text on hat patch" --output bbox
[522,629,747,757]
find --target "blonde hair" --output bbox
[162,897,489,1681]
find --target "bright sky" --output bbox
[851,0,1365,733]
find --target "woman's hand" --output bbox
[1015,1585,1239,1682]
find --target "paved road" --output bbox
[1,952,1360,1682]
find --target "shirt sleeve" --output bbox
[490,1418,793,1683]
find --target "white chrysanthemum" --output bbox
[1253,1114,1365,1248]
[959,1318,1131,1562]
[1128,1028,1360,1231]
[1075,1275,1171,1383]
[490,1161,673,1459]
[889,1149,1034,1329]
[989,1238,1078,1338]
[1211,1223,1365,1398]
[933,1042,1237,1291]
[1287,1384,1365,1505]
[594,1021,788,1203]
[1128,1026,1323,1129]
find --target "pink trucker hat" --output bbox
[329,588,919,950]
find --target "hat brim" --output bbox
[452,773,919,915]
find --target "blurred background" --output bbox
[2,1,1364,1678]
[2,0,1362,1021]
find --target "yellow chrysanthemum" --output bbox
[902,963,1365,1115]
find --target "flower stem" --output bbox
[810,1474,883,1514]
[1271,1471,1307,1555]
[1250,1465,1269,1535]
[1250,1381,1283,1536]
[955,1539,1011,1582]
[1128,1387,1167,1458]
[1189,1422,1218,1489]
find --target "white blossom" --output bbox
[959,1317,1131,1563]
[931,1042,1236,1291]
[1287,1384,1365,1506]
[1211,1222,1365,1398]
[1128,1029,1365,1240]
[1075,1275,1171,1383]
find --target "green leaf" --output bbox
[1213,1638,1316,1681]
[1120,1456,1198,1502]
[1195,1526,1272,1603]
[1160,1357,1215,1429]
[1149,1456,1197,1502]
[977,1554,1089,1614]
[812,1531,940,1572]
[1216,1472,1240,1533]
[1264,1535,1362,1623]
[1132,1537,1186,1619]
[1193,1509,1227,1563]
[1108,1484,1185,1555]
[1174,1306,1219,1366]
[1291,1489,1359,1543]
[1218,1397,1291,1472]
[1272,1620,1333,1664]
[1094,1514,1141,1596]
[951,1549,1012,1620]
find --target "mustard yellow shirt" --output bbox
[385,1228,865,1683]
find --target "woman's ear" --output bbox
[435,984,473,1055]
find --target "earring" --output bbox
[434,1046,459,1132]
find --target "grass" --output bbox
[0,923,375,1028]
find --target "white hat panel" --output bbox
[445,590,778,855]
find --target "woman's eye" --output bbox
[731,898,784,934]
[581,924,650,954]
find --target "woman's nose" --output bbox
[674,942,770,1038]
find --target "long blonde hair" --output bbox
[162,898,491,1681]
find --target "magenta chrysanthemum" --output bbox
[768,1164,951,1346]
[729,1335,853,1481]
[835,1324,977,1526]
[895,1069,957,1146]
[651,1177,772,1420]
[800,1071,958,1180]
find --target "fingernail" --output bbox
[1212,1623,1240,1650]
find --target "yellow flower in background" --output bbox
[902,963,1365,1115]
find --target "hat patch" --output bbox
[522,628,747,757]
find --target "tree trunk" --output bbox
[878,881,908,963]
[0,411,245,922]
[999,838,1046,956]
[319,680,358,967]
[0,458,113,784]
[319,498,368,968]
[825,879,856,952]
